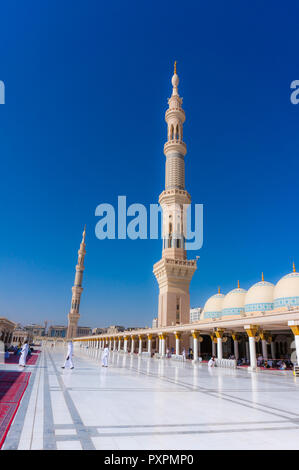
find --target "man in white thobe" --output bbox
[208,356,216,367]
[19,341,29,367]
[101,345,109,367]
[61,341,74,369]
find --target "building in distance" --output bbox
[190,307,203,323]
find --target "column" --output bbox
[215,329,224,360]
[210,334,216,356]
[270,340,276,359]
[192,330,200,362]
[118,338,121,351]
[161,334,166,357]
[147,334,152,355]
[289,322,299,365]
[113,338,116,351]
[138,335,143,355]
[260,331,268,359]
[124,336,128,353]
[245,341,249,361]
[262,340,268,359]
[109,338,112,350]
[232,334,239,360]
[244,325,258,370]
[158,335,162,355]
[174,332,181,356]
[131,336,135,354]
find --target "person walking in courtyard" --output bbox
[19,340,29,367]
[61,340,74,369]
[102,344,109,367]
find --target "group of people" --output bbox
[256,355,293,370]
[1,340,32,367]
[207,354,293,370]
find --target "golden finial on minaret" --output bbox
[174,60,177,75]
[237,280,240,289]
[218,286,221,294]
[262,272,264,282]
[293,261,296,273]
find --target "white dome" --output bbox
[201,293,225,319]
[245,280,274,313]
[274,271,299,308]
[222,287,247,317]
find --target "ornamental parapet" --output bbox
[165,107,185,123]
[164,258,196,267]
[159,188,191,206]
[164,140,187,157]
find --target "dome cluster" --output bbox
[200,265,299,320]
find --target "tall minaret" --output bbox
[153,63,197,327]
[67,226,86,339]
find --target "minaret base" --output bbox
[154,257,197,327]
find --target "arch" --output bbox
[169,125,174,140]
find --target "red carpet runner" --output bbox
[0,371,31,449]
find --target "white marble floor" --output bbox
[3,345,299,450]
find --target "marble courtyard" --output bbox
[2,343,299,451]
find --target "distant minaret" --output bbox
[153,63,197,327]
[67,226,86,339]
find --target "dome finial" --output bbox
[293,261,296,273]
[262,272,264,282]
[218,286,220,294]
[171,62,179,93]
[237,280,240,289]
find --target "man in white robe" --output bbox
[208,356,216,367]
[61,341,74,369]
[19,341,29,367]
[101,344,109,367]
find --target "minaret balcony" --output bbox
[164,140,187,156]
[165,107,185,123]
[159,188,191,205]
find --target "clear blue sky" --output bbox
[0,1,298,328]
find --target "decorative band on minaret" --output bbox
[153,63,197,327]
[67,226,86,339]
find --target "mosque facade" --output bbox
[72,66,299,371]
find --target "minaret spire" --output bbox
[66,226,87,339]
[153,65,197,328]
